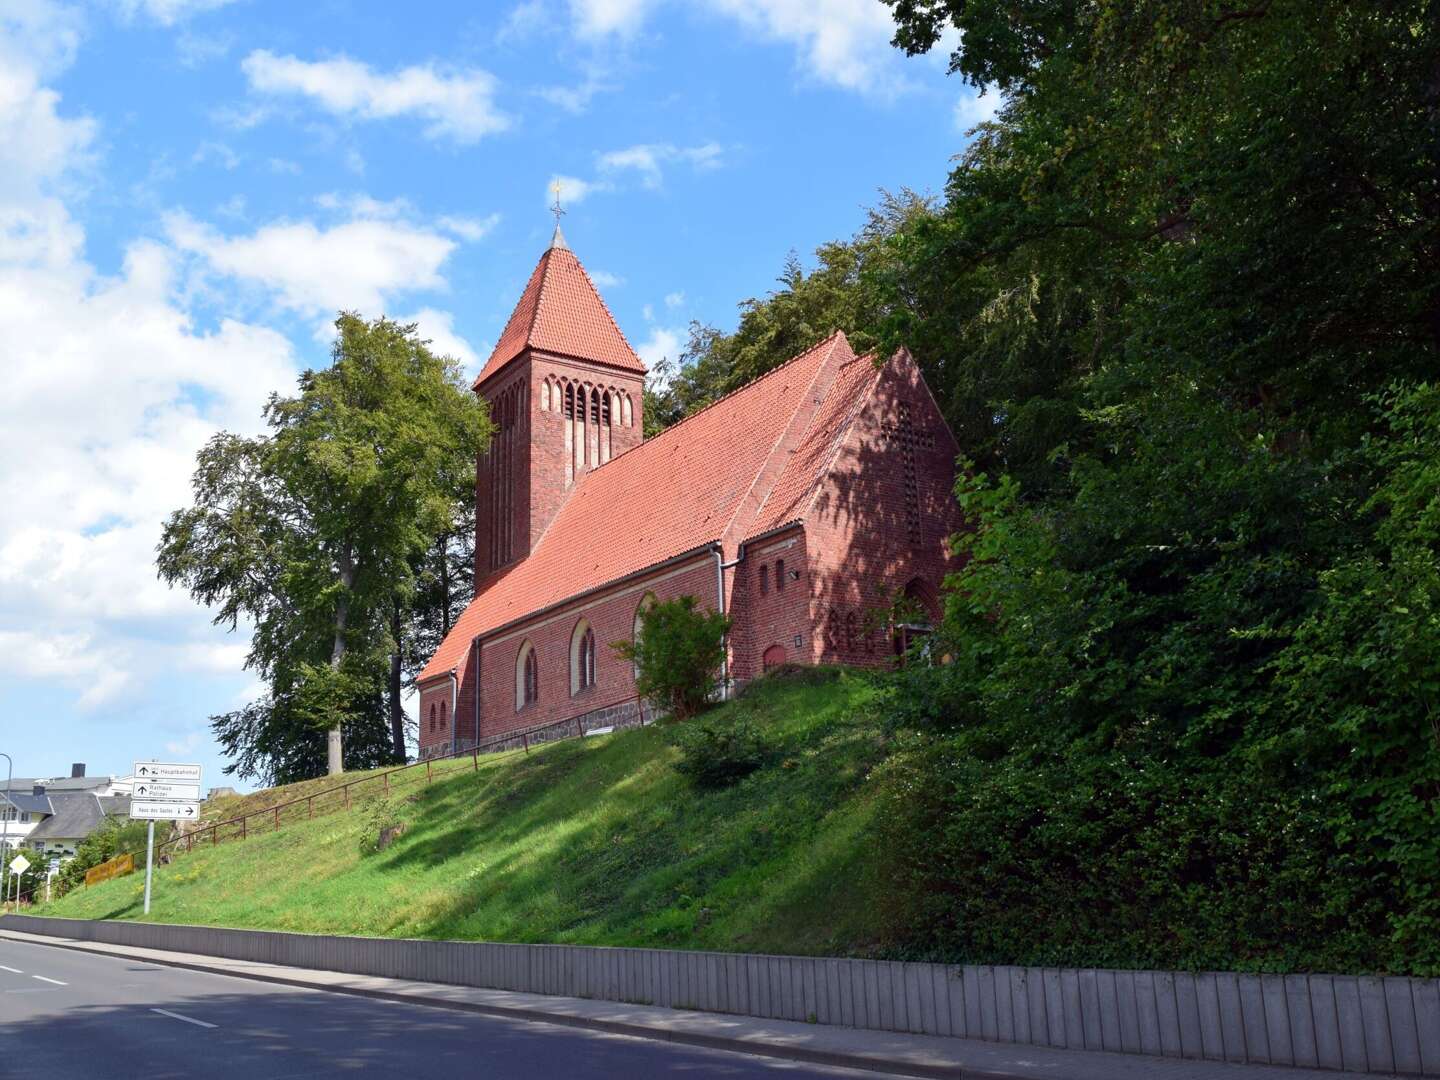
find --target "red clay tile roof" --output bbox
[420,332,863,681]
[745,353,882,539]
[474,244,644,389]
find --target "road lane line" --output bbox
[32,975,66,985]
[0,965,22,973]
[151,1008,217,1029]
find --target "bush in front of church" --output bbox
[613,595,730,722]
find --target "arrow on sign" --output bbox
[137,765,152,775]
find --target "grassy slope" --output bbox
[40,669,897,957]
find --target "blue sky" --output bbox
[0,0,985,790]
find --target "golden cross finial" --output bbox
[550,178,565,225]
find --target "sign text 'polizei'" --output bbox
[132,781,201,802]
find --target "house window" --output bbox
[571,619,597,694]
[759,565,769,596]
[439,700,448,732]
[516,641,539,710]
[776,558,786,591]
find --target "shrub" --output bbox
[613,595,730,722]
[672,716,772,790]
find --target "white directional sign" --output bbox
[8,854,31,876]
[133,761,202,782]
[132,781,201,802]
[130,801,199,821]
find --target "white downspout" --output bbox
[448,669,459,757]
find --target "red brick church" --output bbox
[416,227,962,757]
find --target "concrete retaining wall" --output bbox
[5,914,1438,1075]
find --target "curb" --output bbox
[0,930,1014,1079]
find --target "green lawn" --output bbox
[38,668,896,956]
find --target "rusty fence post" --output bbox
[523,731,530,754]
[212,826,217,846]
[240,816,246,841]
[383,772,389,795]
[426,760,432,784]
[472,748,478,770]
[308,796,313,819]
[274,805,280,830]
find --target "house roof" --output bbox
[473,242,645,389]
[1,792,52,815]
[25,792,127,841]
[421,331,872,681]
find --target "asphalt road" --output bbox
[0,936,884,1079]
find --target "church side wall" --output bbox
[803,357,965,668]
[726,527,814,683]
[476,556,718,741]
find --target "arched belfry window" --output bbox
[570,618,597,695]
[428,703,436,733]
[632,592,657,678]
[515,640,539,711]
[564,383,575,418]
[622,393,633,428]
[541,379,552,412]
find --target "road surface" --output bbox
[0,935,886,1078]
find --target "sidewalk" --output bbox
[0,927,1343,1079]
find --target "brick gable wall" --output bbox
[803,355,964,668]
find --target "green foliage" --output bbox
[613,595,731,722]
[159,314,491,782]
[52,817,152,899]
[861,0,1440,974]
[671,714,773,791]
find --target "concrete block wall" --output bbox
[5,915,1438,1075]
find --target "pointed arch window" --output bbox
[776,558,786,591]
[515,641,539,710]
[571,618,597,694]
[428,703,436,733]
[564,383,576,419]
[632,592,657,678]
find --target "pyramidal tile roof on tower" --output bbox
[419,330,884,682]
[474,240,645,389]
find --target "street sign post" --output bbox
[130,761,202,914]
[8,854,28,906]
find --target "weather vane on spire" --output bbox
[550,178,565,225]
[548,178,569,250]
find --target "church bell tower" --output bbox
[472,222,647,582]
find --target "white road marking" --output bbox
[32,975,66,986]
[151,1008,217,1029]
[0,965,22,973]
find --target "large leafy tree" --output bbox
[159,315,491,781]
[866,0,1440,972]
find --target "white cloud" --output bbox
[165,211,457,317]
[664,290,684,308]
[241,50,509,144]
[954,86,999,131]
[115,0,241,26]
[536,75,611,114]
[597,141,722,188]
[0,9,300,715]
[568,0,655,37]
[497,0,547,43]
[642,302,654,322]
[545,173,612,208]
[437,212,501,242]
[636,326,682,370]
[590,270,623,288]
[191,139,239,169]
[706,0,905,93]
[402,307,484,378]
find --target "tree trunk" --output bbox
[327,548,354,776]
[389,603,406,763]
